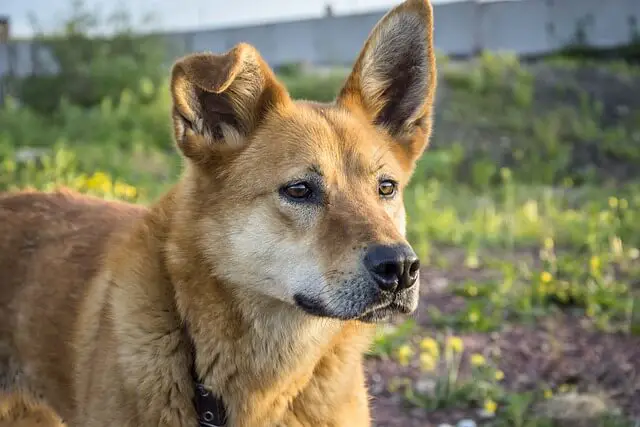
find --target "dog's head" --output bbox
[169,0,436,323]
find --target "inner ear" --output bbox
[170,44,291,161]
[178,87,239,141]
[337,0,436,149]
[363,13,430,136]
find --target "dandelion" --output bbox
[543,389,553,399]
[470,353,486,366]
[468,311,480,323]
[620,198,629,209]
[608,197,619,209]
[114,182,137,200]
[465,253,480,269]
[610,236,624,257]
[544,237,554,250]
[446,336,464,354]
[523,200,539,222]
[85,171,113,194]
[396,344,414,367]
[483,399,498,415]
[494,370,505,381]
[419,337,439,357]
[419,352,437,372]
[589,255,601,273]
[540,271,553,283]
[500,167,512,181]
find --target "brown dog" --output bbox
[0,0,437,425]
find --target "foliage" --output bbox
[5,0,169,114]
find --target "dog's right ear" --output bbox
[170,43,291,162]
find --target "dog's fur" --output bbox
[0,0,437,425]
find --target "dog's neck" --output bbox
[125,186,374,425]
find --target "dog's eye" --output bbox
[378,180,397,198]
[283,183,312,200]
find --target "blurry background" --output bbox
[1,0,640,426]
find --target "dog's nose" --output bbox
[364,244,420,292]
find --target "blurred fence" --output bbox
[0,0,639,82]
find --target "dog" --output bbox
[0,0,437,425]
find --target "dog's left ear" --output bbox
[337,0,437,163]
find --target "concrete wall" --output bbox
[1,0,640,79]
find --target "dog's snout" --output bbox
[364,244,420,292]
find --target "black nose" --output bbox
[364,244,420,292]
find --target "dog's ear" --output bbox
[170,43,291,162]
[337,0,437,163]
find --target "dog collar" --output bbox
[185,324,228,427]
[193,379,227,427]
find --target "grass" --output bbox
[2,47,640,426]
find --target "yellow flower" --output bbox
[620,198,629,209]
[523,200,539,223]
[465,253,480,269]
[114,181,137,200]
[467,285,478,297]
[608,197,619,209]
[446,336,464,354]
[494,370,505,381]
[589,255,600,273]
[85,171,113,194]
[559,384,569,394]
[468,311,480,323]
[483,399,497,415]
[543,389,553,399]
[419,338,439,357]
[540,271,552,283]
[544,237,554,250]
[470,353,486,366]
[629,248,640,260]
[500,167,512,181]
[610,236,624,257]
[396,344,414,367]
[419,352,437,372]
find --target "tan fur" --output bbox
[0,1,437,426]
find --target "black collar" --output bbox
[193,374,228,427]
[186,325,228,427]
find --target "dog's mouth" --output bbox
[356,301,413,323]
[293,293,414,323]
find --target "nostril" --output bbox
[374,261,402,281]
[404,258,420,289]
[408,258,420,279]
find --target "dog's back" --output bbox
[0,190,145,421]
